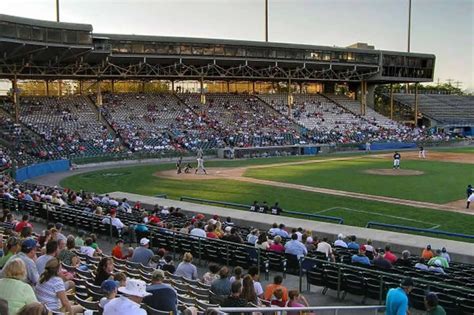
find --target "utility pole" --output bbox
[446,78,454,86]
[454,81,462,89]
[56,0,60,22]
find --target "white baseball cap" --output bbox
[140,238,150,246]
[118,279,152,297]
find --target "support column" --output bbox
[414,83,419,127]
[287,79,293,117]
[171,80,175,93]
[226,81,230,93]
[200,78,205,104]
[46,80,50,97]
[359,81,364,115]
[12,78,19,123]
[390,83,394,120]
[141,81,145,93]
[299,82,304,94]
[58,80,62,97]
[96,81,102,106]
[323,82,336,94]
[79,81,83,95]
[111,80,115,93]
[252,81,256,94]
[366,83,375,109]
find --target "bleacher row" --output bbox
[1,183,474,314]
[391,93,474,125]
[0,92,456,168]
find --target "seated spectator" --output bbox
[415,258,429,271]
[101,209,126,236]
[36,240,58,275]
[229,266,243,283]
[206,225,218,239]
[241,274,259,305]
[274,224,289,238]
[247,266,264,299]
[372,249,393,270]
[95,257,114,285]
[428,249,449,268]
[395,250,413,267]
[421,244,434,260]
[190,221,206,238]
[7,238,39,285]
[287,290,309,315]
[269,235,285,253]
[144,270,178,314]
[364,239,375,259]
[74,230,85,247]
[334,233,348,248]
[255,233,271,250]
[111,239,127,260]
[246,229,259,245]
[130,238,154,266]
[0,258,38,315]
[100,280,119,309]
[175,252,198,280]
[285,233,308,259]
[222,281,248,307]
[268,223,279,236]
[0,236,20,268]
[161,255,176,274]
[428,260,445,274]
[270,288,286,307]
[80,238,96,257]
[114,272,127,287]
[264,275,288,303]
[17,302,48,315]
[258,201,269,213]
[35,258,83,314]
[104,279,150,315]
[351,245,371,266]
[425,292,446,315]
[210,267,232,296]
[384,245,398,264]
[223,228,243,243]
[316,237,334,261]
[202,264,220,286]
[14,214,33,234]
[347,235,360,250]
[440,247,451,263]
[58,236,78,266]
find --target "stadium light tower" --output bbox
[265,0,268,42]
[56,0,60,22]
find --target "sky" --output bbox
[1,0,473,91]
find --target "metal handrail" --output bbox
[213,305,385,314]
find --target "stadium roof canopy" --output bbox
[0,14,435,83]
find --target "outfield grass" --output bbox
[60,162,474,241]
[431,146,474,154]
[245,158,472,204]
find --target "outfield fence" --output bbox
[179,196,344,224]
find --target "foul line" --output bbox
[318,206,441,230]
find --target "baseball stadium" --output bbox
[0,2,473,315]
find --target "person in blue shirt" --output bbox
[385,277,413,315]
[284,233,307,259]
[274,224,290,238]
[347,235,360,250]
[351,245,371,266]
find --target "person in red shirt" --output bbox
[111,239,126,259]
[384,245,398,264]
[147,214,160,225]
[14,214,33,233]
[268,236,285,253]
[206,225,218,239]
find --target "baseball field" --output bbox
[60,148,474,241]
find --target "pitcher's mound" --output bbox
[364,169,424,176]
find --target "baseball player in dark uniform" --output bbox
[393,151,401,169]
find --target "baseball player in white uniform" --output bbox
[418,146,426,159]
[467,193,474,209]
[195,157,207,175]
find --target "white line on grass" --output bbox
[318,206,440,229]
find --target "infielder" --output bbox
[418,146,426,159]
[393,151,401,169]
[467,184,473,209]
[195,157,207,175]
[467,193,474,209]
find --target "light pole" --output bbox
[265,0,268,42]
[407,0,411,52]
[56,0,60,22]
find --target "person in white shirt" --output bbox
[190,222,206,238]
[334,234,348,248]
[316,237,334,261]
[104,279,151,315]
[101,210,125,233]
[80,238,96,257]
